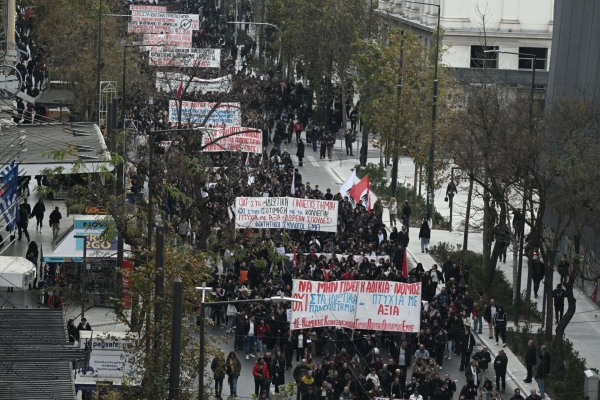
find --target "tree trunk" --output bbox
[482,191,492,291]
[544,248,556,342]
[463,177,473,251]
[512,234,519,304]
[555,235,579,381]
[413,162,419,197]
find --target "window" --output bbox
[518,47,548,70]
[470,45,499,69]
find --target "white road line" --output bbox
[306,155,320,167]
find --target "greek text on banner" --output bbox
[291,279,421,333]
[234,197,338,232]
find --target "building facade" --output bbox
[377,0,554,72]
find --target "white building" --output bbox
[377,0,554,72]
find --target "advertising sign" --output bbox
[290,279,422,332]
[169,101,240,127]
[234,197,339,232]
[202,127,262,153]
[149,47,220,68]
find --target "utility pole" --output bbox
[97,0,103,125]
[168,278,183,400]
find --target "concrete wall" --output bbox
[546,0,600,105]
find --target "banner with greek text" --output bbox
[128,11,199,35]
[149,47,220,68]
[202,126,262,153]
[291,279,421,332]
[234,197,339,232]
[169,101,241,127]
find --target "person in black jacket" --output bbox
[523,340,536,383]
[419,220,431,253]
[401,201,412,232]
[472,346,492,384]
[398,225,410,248]
[458,327,475,371]
[388,376,403,399]
[296,139,305,167]
[31,198,46,233]
[67,319,79,343]
[433,381,452,400]
[493,305,508,347]
[494,349,508,393]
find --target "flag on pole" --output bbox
[176,82,184,100]
[339,170,357,205]
[349,175,371,212]
[290,169,296,195]
[245,153,250,166]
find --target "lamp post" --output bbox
[398,1,441,217]
[74,235,89,319]
[194,286,300,400]
[484,49,537,326]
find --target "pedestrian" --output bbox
[383,197,397,227]
[67,319,78,343]
[475,292,485,334]
[402,200,412,232]
[465,360,479,386]
[311,126,319,152]
[245,315,258,359]
[472,346,492,384]
[344,129,354,156]
[49,206,62,239]
[510,388,525,400]
[553,283,566,323]
[493,349,508,393]
[31,198,45,233]
[211,350,226,399]
[484,299,498,340]
[18,201,31,242]
[326,133,334,161]
[557,254,570,285]
[525,389,543,400]
[294,120,304,144]
[77,318,91,331]
[296,139,305,167]
[458,327,475,371]
[532,259,545,298]
[481,379,494,400]
[226,351,241,398]
[418,219,431,253]
[273,349,286,394]
[252,356,270,396]
[523,340,536,383]
[319,131,327,159]
[257,319,271,355]
[493,305,507,347]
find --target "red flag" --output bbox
[592,283,598,303]
[402,248,408,278]
[349,175,371,212]
[176,82,183,100]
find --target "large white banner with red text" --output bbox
[202,127,262,153]
[291,279,421,332]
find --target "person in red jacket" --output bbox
[294,120,304,144]
[257,319,271,355]
[253,357,270,396]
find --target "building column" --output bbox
[390,0,404,14]
[378,0,389,12]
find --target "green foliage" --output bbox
[506,324,590,400]
[430,242,540,320]
[355,163,449,229]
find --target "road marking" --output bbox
[306,155,320,167]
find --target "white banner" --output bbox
[149,47,220,68]
[130,5,180,11]
[156,72,232,94]
[144,32,192,47]
[169,100,241,127]
[234,197,339,232]
[291,279,421,332]
[202,126,262,153]
[128,11,199,34]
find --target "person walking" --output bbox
[311,125,319,152]
[510,388,525,400]
[525,389,542,400]
[402,201,412,232]
[245,315,259,359]
[386,197,398,227]
[252,357,270,396]
[31,198,46,233]
[344,129,354,156]
[458,327,475,371]
[418,219,431,253]
[319,131,327,160]
[484,299,498,340]
[211,350,227,399]
[493,305,508,347]
[553,284,567,323]
[49,206,62,239]
[475,292,485,335]
[535,353,547,398]
[296,139,305,167]
[273,349,286,395]
[326,133,334,161]
[493,349,508,393]
[532,259,545,299]
[472,346,492,384]
[465,359,479,386]
[523,340,536,383]
[18,201,31,242]
[226,351,242,398]
[294,120,304,144]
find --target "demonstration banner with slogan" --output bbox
[202,127,262,153]
[234,197,339,232]
[156,73,232,94]
[169,101,241,126]
[130,5,180,12]
[149,47,221,68]
[291,279,421,333]
[128,11,199,35]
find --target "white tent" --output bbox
[0,256,36,289]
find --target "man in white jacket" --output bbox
[366,367,380,387]
[409,388,424,400]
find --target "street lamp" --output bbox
[484,49,538,326]
[398,1,441,217]
[194,285,300,400]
